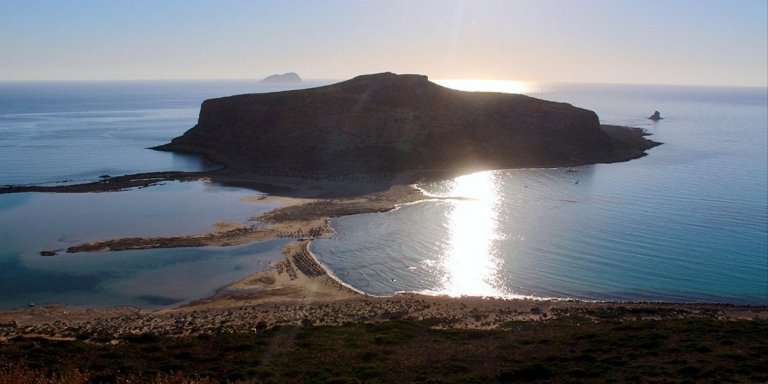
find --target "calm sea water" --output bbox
[0,80,323,185]
[0,239,291,310]
[0,80,765,308]
[0,80,323,309]
[0,178,289,309]
[313,83,768,305]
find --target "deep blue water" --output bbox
[0,80,766,308]
[313,83,768,305]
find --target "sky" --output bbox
[1,0,766,86]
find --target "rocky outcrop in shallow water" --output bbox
[156,72,659,176]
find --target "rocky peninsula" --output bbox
[155,72,659,177]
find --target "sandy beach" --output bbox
[1,237,766,343]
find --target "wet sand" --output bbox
[63,183,425,253]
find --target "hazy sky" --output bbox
[2,0,766,85]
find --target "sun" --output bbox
[434,79,533,94]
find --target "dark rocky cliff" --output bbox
[156,73,658,176]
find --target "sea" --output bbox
[0,80,766,309]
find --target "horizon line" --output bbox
[0,76,765,89]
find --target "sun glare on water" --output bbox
[435,79,533,94]
[439,170,505,297]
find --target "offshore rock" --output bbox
[260,72,302,84]
[156,72,659,176]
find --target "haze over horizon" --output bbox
[2,0,766,87]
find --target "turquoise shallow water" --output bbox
[0,181,279,251]
[0,239,290,310]
[312,84,768,305]
[0,80,325,309]
[0,180,288,309]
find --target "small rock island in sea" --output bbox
[260,72,303,84]
[155,72,659,176]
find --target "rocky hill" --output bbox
[155,73,658,176]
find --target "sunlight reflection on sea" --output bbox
[313,83,768,305]
[437,171,504,297]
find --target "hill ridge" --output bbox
[155,72,659,176]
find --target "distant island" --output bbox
[260,72,302,84]
[156,72,659,177]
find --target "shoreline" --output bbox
[2,240,766,344]
[1,122,659,197]
[2,239,766,341]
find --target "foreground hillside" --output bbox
[1,317,766,383]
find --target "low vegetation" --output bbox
[1,317,766,383]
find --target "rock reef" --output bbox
[156,72,659,176]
